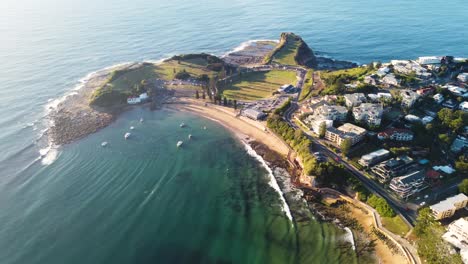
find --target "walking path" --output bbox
[320,188,421,264]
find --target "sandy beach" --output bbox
[167,97,291,157]
[322,195,408,264]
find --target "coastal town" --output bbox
[50,32,468,264]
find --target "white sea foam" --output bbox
[242,142,293,222]
[222,39,279,57]
[39,144,59,166]
[344,227,356,251]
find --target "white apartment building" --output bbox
[443,218,468,264]
[401,90,420,108]
[344,93,366,108]
[325,123,367,146]
[430,193,468,220]
[352,103,383,127]
[314,104,348,122]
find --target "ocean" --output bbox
[0,0,466,263]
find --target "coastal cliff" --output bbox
[264,32,317,67]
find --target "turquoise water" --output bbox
[0,109,348,263]
[0,0,467,263]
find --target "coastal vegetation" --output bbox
[266,114,316,175]
[222,70,296,101]
[264,32,317,67]
[298,70,314,101]
[458,178,468,194]
[366,194,396,218]
[90,54,226,107]
[413,208,463,264]
[320,67,371,95]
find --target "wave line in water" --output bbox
[221,39,279,57]
[242,142,293,222]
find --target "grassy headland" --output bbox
[264,32,317,67]
[89,54,225,107]
[222,70,296,101]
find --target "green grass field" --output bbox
[272,39,301,66]
[222,70,297,101]
[89,57,220,106]
[110,59,217,91]
[382,216,410,236]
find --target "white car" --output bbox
[420,202,426,206]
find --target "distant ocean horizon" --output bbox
[0,0,466,263]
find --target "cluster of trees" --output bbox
[267,114,316,175]
[366,194,396,217]
[320,67,370,95]
[273,99,291,115]
[455,156,468,175]
[414,208,463,264]
[389,147,411,156]
[437,108,467,133]
[340,138,352,156]
[459,178,468,194]
[194,90,238,109]
[174,69,190,80]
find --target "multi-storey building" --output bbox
[358,149,390,167]
[344,93,366,108]
[389,170,426,199]
[314,104,348,122]
[377,128,414,141]
[325,123,367,146]
[352,103,383,127]
[371,155,416,183]
[430,193,468,220]
[401,90,420,108]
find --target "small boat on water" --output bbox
[177,141,183,147]
[180,122,186,128]
[188,134,192,140]
[140,118,144,123]
[124,132,131,140]
[130,126,135,130]
[101,141,108,147]
[203,126,207,130]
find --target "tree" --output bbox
[438,133,451,144]
[455,156,468,175]
[340,138,352,156]
[202,91,206,100]
[233,100,237,110]
[195,90,199,99]
[459,179,468,195]
[367,194,396,217]
[223,97,227,106]
[319,121,326,138]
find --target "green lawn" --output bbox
[153,58,218,80]
[272,36,301,65]
[222,70,297,101]
[90,56,220,106]
[105,59,218,92]
[382,216,410,236]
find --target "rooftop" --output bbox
[337,123,367,135]
[393,170,425,185]
[430,193,468,212]
[361,149,390,161]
